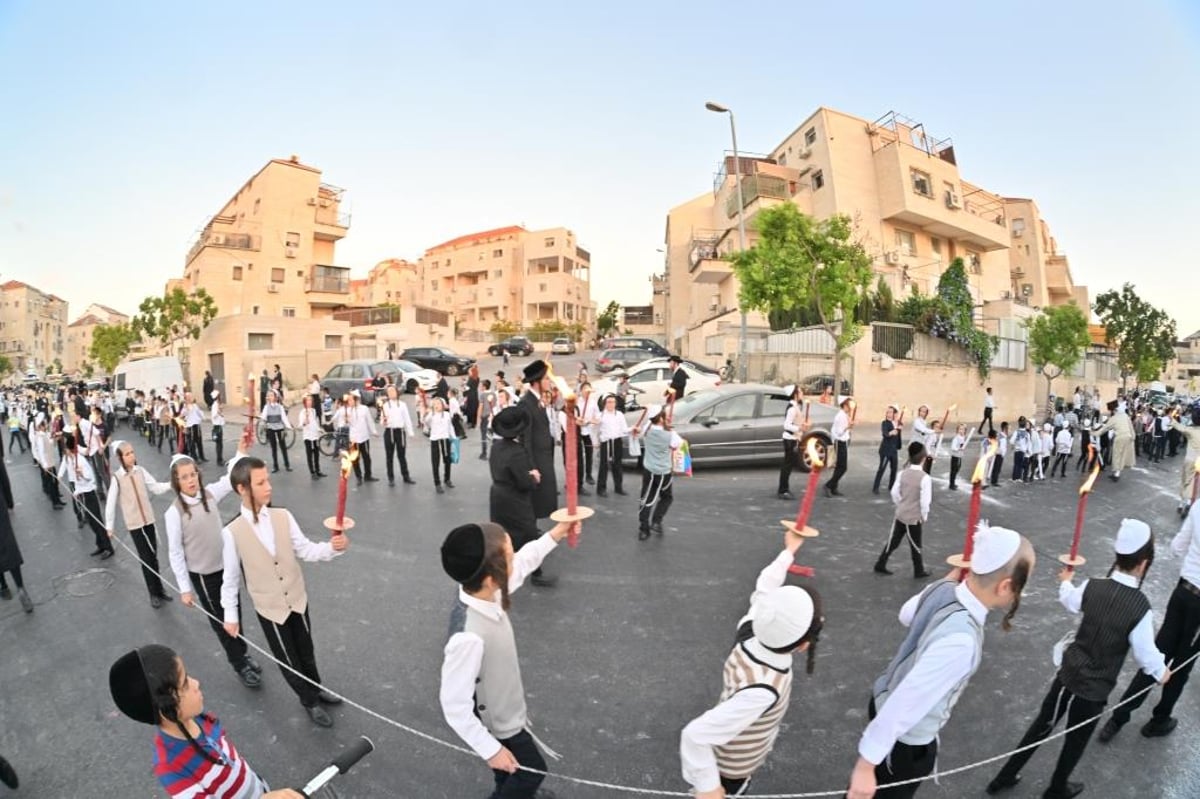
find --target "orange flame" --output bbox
[805,437,824,468]
[544,363,574,401]
[1080,446,1100,494]
[972,441,998,484]
[340,445,359,478]
[1193,455,1200,475]
[947,403,958,412]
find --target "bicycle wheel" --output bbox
[255,421,267,446]
[317,432,338,458]
[282,428,297,450]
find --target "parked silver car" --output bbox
[624,384,835,470]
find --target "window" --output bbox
[761,395,792,420]
[777,153,788,167]
[1012,217,1026,236]
[1024,244,1031,255]
[629,369,665,384]
[895,229,917,257]
[253,198,260,215]
[931,238,943,257]
[247,333,274,351]
[966,252,982,274]
[324,335,342,349]
[271,268,285,283]
[430,280,437,291]
[486,288,493,297]
[282,307,296,318]
[911,170,933,198]
[539,283,548,292]
[707,394,758,422]
[493,269,503,279]
[297,270,303,277]
[285,232,300,248]
[544,237,555,247]
[493,249,503,258]
[232,266,243,280]
[811,170,824,191]
[804,127,817,146]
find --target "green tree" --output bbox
[596,301,621,336]
[82,361,95,378]
[1094,283,1177,388]
[489,320,519,338]
[89,322,142,373]
[52,357,63,375]
[131,287,219,351]
[1025,302,1092,401]
[0,355,12,378]
[729,203,873,394]
[935,260,998,379]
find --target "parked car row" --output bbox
[322,359,441,406]
[400,346,476,376]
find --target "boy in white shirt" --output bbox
[595,394,630,497]
[379,385,416,486]
[1051,425,1074,477]
[948,424,968,491]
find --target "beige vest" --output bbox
[116,469,155,530]
[228,508,308,624]
[713,642,793,779]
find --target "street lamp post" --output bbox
[705,101,749,383]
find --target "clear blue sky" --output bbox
[1,0,1198,336]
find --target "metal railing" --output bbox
[186,231,260,263]
[332,307,402,327]
[724,174,790,218]
[306,276,350,294]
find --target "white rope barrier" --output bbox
[35,450,1198,798]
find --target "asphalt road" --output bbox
[1,395,1198,798]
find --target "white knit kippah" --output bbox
[109,439,126,458]
[1115,518,1151,555]
[170,454,193,468]
[751,586,815,649]
[971,520,1022,574]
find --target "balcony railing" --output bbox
[725,174,791,218]
[186,231,260,264]
[332,306,401,327]
[306,268,351,294]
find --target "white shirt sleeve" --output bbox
[164,505,194,595]
[508,532,559,593]
[1171,514,1195,559]
[680,687,779,792]
[440,632,502,760]
[285,510,340,562]
[1129,610,1168,680]
[140,467,173,496]
[783,405,800,435]
[219,526,243,623]
[890,475,903,506]
[857,632,978,764]
[104,477,119,531]
[1058,579,1087,613]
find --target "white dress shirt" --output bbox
[211,400,226,427]
[1058,572,1167,680]
[299,406,323,441]
[219,504,341,623]
[912,417,932,439]
[380,400,415,435]
[782,402,802,441]
[346,405,376,444]
[890,465,932,522]
[440,532,559,760]
[1171,511,1200,588]
[950,434,966,456]
[680,549,793,792]
[58,453,99,495]
[425,410,455,441]
[184,403,204,426]
[831,409,851,442]
[985,394,995,409]
[164,456,242,595]
[104,464,172,531]
[308,379,321,396]
[858,581,988,764]
[597,410,630,442]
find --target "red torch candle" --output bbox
[785,439,824,576]
[1061,447,1100,571]
[325,445,358,537]
[803,399,810,426]
[952,441,997,580]
[547,368,593,544]
[940,404,957,433]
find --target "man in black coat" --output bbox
[202,371,215,410]
[666,354,688,403]
[488,407,540,552]
[519,360,559,587]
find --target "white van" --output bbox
[113,356,185,408]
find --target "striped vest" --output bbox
[713,639,793,779]
[1060,578,1150,702]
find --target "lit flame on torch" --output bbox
[544,363,574,402]
[1080,446,1100,495]
[972,441,999,483]
[1193,455,1200,476]
[340,445,360,477]
[806,437,825,469]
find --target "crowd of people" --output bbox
[3,364,1200,798]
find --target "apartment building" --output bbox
[168,156,356,397]
[664,107,1088,362]
[418,225,594,329]
[65,303,129,374]
[1002,198,1089,310]
[619,275,668,340]
[352,259,422,307]
[0,280,68,375]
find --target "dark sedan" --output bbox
[624,384,836,470]
[488,336,534,357]
[400,346,477,376]
[596,348,656,373]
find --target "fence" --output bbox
[332,307,402,327]
[871,322,973,366]
[746,352,846,388]
[766,326,835,355]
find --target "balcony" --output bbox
[306,265,351,306]
[1045,254,1072,298]
[314,206,351,241]
[687,230,733,284]
[332,306,401,327]
[724,174,792,218]
[873,143,1009,252]
[186,230,261,264]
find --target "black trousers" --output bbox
[0,565,24,591]
[351,440,373,479]
[638,472,673,528]
[948,455,962,488]
[779,439,799,494]
[980,406,994,433]
[598,438,623,491]
[877,519,925,575]
[8,429,25,453]
[827,441,849,491]
[1052,453,1070,477]
[190,570,248,668]
[304,439,322,475]
[188,424,206,461]
[489,729,546,799]
[990,454,1004,486]
[582,435,594,480]
[874,451,899,491]
[258,608,322,707]
[41,469,63,505]
[88,454,109,500]
[1112,580,1200,725]
[992,676,1104,793]
[382,429,410,481]
[866,697,937,798]
[78,491,110,552]
[128,524,166,599]
[721,775,750,795]
[212,425,224,464]
[430,439,452,485]
[266,428,290,469]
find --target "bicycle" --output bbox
[255,419,297,450]
[718,359,736,382]
[316,425,347,458]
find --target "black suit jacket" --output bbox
[518,390,558,518]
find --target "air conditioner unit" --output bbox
[209,233,225,246]
[1022,283,1034,297]
[945,191,962,209]
[796,146,812,159]
[885,251,901,265]
[285,248,297,258]
[267,284,280,293]
[306,198,318,206]
[319,199,331,207]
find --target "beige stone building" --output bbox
[65,303,129,375]
[417,225,595,330]
[619,274,668,340]
[0,280,69,376]
[664,107,1089,365]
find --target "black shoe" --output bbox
[530,572,558,588]
[0,586,10,600]
[305,704,334,727]
[578,487,590,496]
[0,754,18,789]
[478,453,488,460]
[89,548,105,557]
[913,570,933,579]
[651,522,664,536]
[596,490,608,497]
[436,484,445,494]
[585,476,594,485]
[1097,718,1123,743]
[150,595,162,609]
[272,467,280,473]
[312,472,321,479]
[388,478,395,486]
[872,488,880,495]
[365,476,379,482]
[1141,716,1178,738]
[236,662,262,688]
[244,655,263,673]
[285,466,293,472]
[779,491,796,500]
[316,471,326,478]
[823,484,833,497]
[638,527,651,541]
[52,502,66,510]
[948,485,958,491]
[986,774,1021,794]
[403,478,416,485]
[874,562,894,575]
[18,589,33,613]
[1042,781,1083,799]
[100,549,114,560]
[157,592,173,603]
[317,690,343,705]
[614,488,627,495]
[445,480,455,488]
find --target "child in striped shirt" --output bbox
[110,644,300,799]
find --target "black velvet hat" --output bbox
[110,649,158,725]
[522,360,548,383]
[491,406,530,440]
[441,523,488,584]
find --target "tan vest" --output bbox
[116,469,155,530]
[228,508,308,624]
[713,642,793,779]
